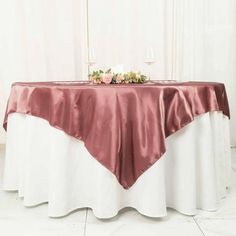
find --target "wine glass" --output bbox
[88,48,96,66]
[86,48,96,82]
[87,47,96,69]
[144,47,156,82]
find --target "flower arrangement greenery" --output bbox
[89,69,147,84]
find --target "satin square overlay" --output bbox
[3,81,230,189]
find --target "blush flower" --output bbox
[101,73,113,84]
[90,75,96,82]
[89,69,147,84]
[116,75,125,83]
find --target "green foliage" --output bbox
[89,69,147,84]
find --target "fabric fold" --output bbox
[3,81,230,189]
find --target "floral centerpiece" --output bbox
[89,69,147,84]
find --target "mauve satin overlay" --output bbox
[3,81,230,189]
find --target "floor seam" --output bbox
[193,216,206,236]
[83,208,88,236]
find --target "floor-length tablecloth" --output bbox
[3,112,231,218]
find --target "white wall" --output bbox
[0,0,236,146]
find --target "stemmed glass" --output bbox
[144,47,156,82]
[87,48,96,82]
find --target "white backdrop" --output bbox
[0,0,236,146]
[0,0,88,143]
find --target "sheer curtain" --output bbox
[88,0,173,80]
[175,0,236,146]
[0,0,88,143]
[0,0,236,146]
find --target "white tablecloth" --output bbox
[3,112,231,218]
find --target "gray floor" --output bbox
[0,145,235,236]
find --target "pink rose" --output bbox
[101,74,113,84]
